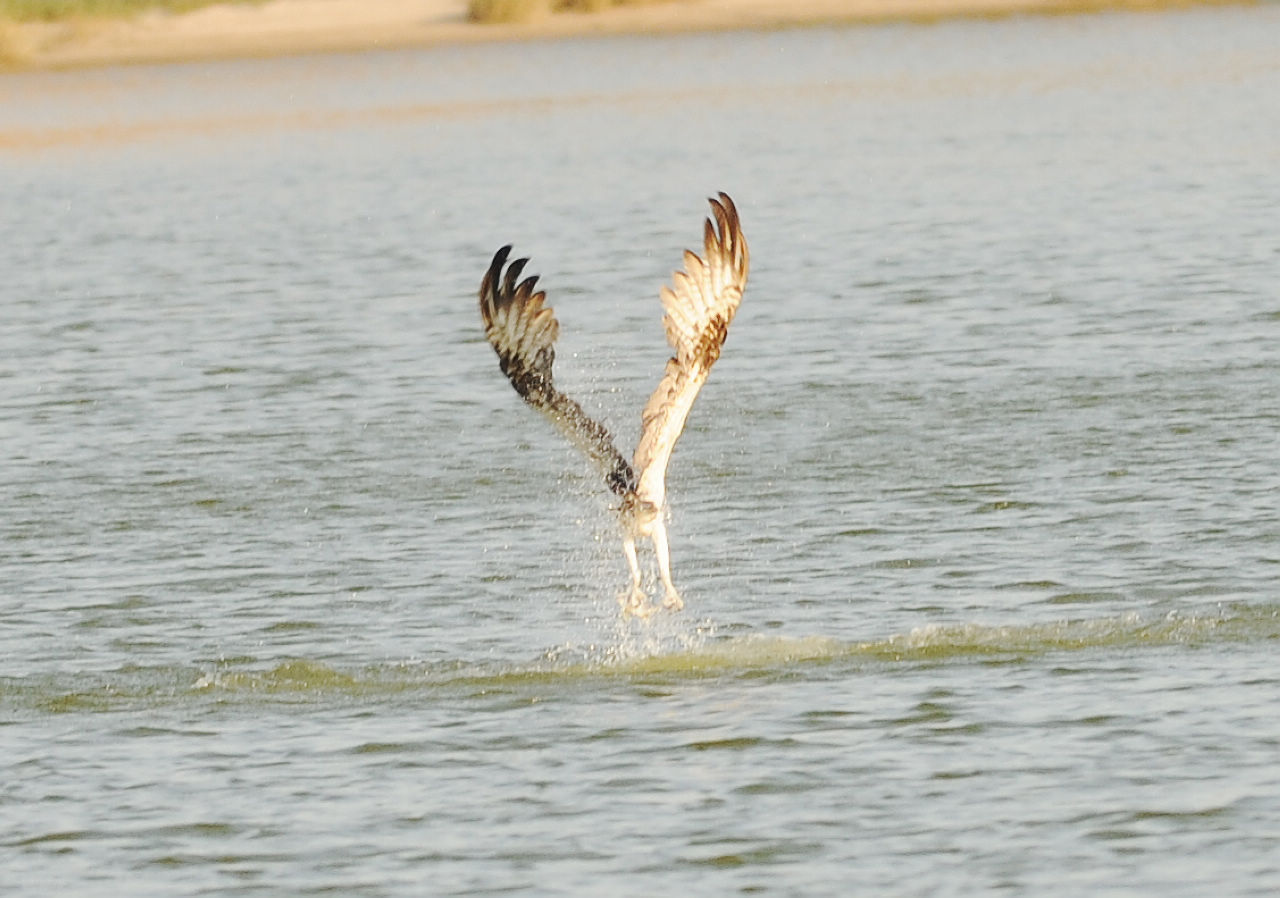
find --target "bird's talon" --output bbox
[621,587,656,619]
[621,599,657,619]
[627,601,658,619]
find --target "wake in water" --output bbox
[192,603,1280,690]
[6,603,1270,715]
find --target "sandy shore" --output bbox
[0,0,1252,71]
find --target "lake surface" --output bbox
[2,6,1279,895]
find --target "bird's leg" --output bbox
[620,533,653,618]
[650,516,683,611]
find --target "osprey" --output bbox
[478,193,749,617]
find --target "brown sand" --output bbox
[0,0,1253,71]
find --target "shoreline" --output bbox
[0,0,1258,72]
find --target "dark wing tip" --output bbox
[706,191,747,274]
[713,191,737,220]
[480,245,515,325]
[502,256,531,298]
[480,245,541,329]
[485,245,513,290]
[514,275,541,303]
[705,191,742,257]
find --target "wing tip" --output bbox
[480,244,543,328]
[705,192,744,258]
[711,191,737,220]
[708,191,748,277]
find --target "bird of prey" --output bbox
[478,193,749,617]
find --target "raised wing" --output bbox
[632,193,749,509]
[479,246,636,497]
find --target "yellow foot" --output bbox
[662,591,684,612]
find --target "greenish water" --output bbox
[2,6,1279,896]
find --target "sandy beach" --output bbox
[0,0,1252,71]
